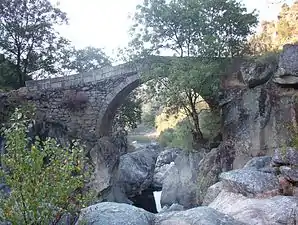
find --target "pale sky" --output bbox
[54,0,295,58]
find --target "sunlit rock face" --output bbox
[221,44,298,169]
[274,44,298,85]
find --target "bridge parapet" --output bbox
[25,62,140,91]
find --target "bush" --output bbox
[199,109,221,140]
[157,109,221,150]
[158,119,193,150]
[0,107,94,224]
[142,112,156,128]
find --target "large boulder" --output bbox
[202,182,223,206]
[153,147,182,189]
[161,144,235,208]
[197,144,234,205]
[274,44,298,84]
[155,206,246,225]
[240,61,276,88]
[280,166,298,182]
[220,85,275,169]
[90,136,124,202]
[160,151,203,209]
[272,147,298,166]
[243,156,272,170]
[209,190,298,225]
[219,169,279,197]
[117,146,159,197]
[76,202,155,225]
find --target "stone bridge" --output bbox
[24,56,180,140]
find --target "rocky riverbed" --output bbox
[79,142,298,225]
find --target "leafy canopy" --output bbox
[63,47,112,74]
[0,0,69,86]
[131,0,258,57]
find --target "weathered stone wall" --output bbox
[23,72,140,141]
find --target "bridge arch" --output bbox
[98,74,141,136]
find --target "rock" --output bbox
[197,144,234,205]
[280,166,298,182]
[220,86,276,169]
[241,61,276,88]
[202,182,223,206]
[155,147,182,168]
[219,169,279,197]
[90,137,123,202]
[117,147,158,197]
[155,206,246,225]
[278,176,295,196]
[274,44,298,85]
[209,190,298,225]
[76,202,155,225]
[243,156,272,170]
[160,151,203,209]
[160,203,184,213]
[153,147,182,189]
[153,162,175,190]
[293,187,298,197]
[258,167,279,175]
[272,147,298,166]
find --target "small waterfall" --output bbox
[153,191,162,212]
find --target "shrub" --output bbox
[158,119,193,150]
[0,107,94,224]
[157,109,221,150]
[142,112,156,128]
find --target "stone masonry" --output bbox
[24,61,142,141]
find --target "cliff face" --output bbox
[221,44,298,169]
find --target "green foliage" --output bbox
[249,1,298,54]
[158,119,194,150]
[157,108,221,150]
[130,0,257,145]
[131,0,258,57]
[0,107,94,224]
[199,109,221,140]
[143,58,223,143]
[142,112,156,128]
[0,0,70,86]
[63,47,111,73]
[113,93,142,132]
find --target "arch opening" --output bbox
[99,78,141,137]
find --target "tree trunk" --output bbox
[16,51,24,87]
[188,98,206,149]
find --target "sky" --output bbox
[53,0,295,58]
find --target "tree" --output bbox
[144,58,223,144]
[130,0,258,58]
[0,106,94,224]
[130,0,258,145]
[0,0,70,87]
[64,47,111,74]
[249,1,298,54]
[113,92,142,132]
